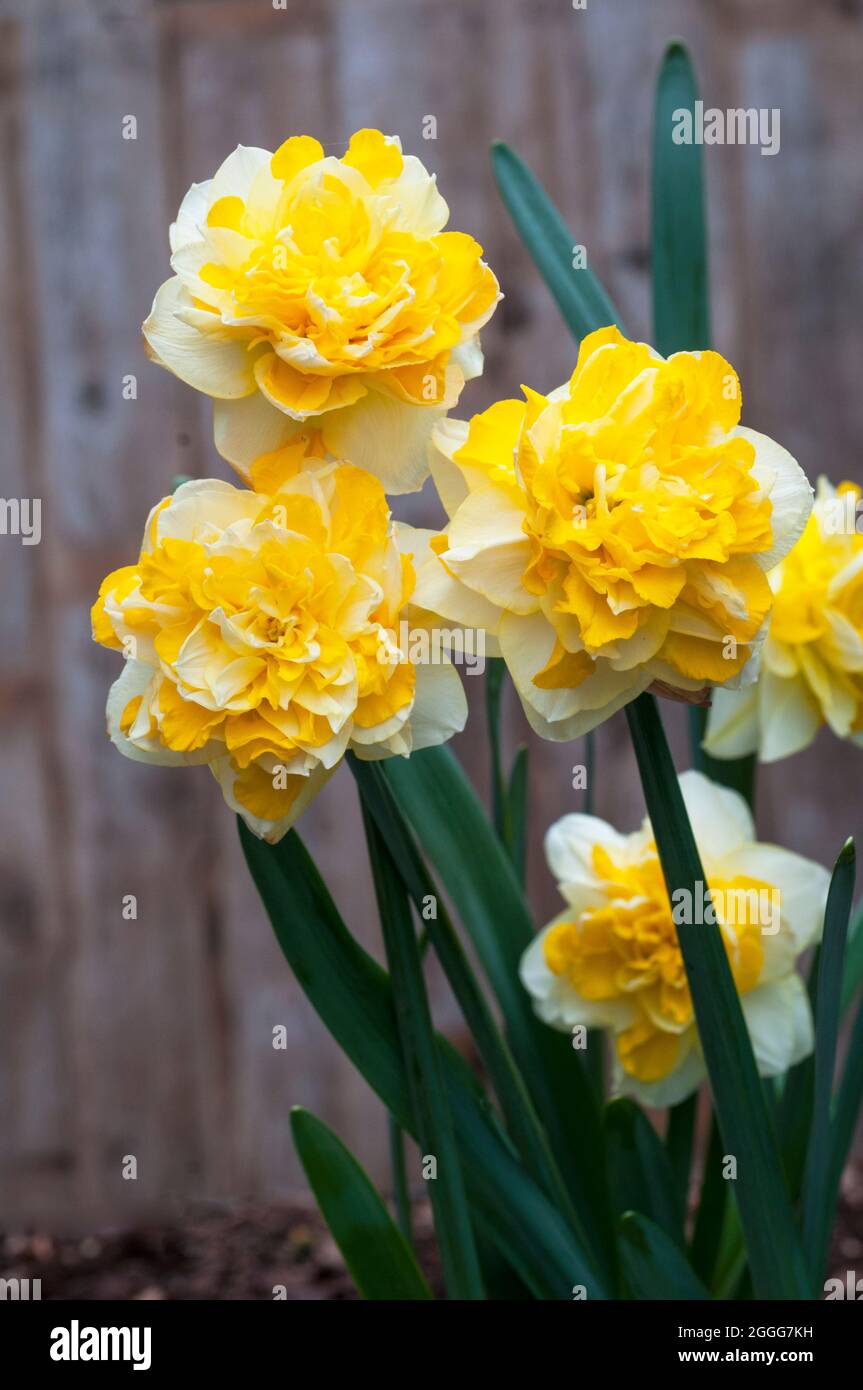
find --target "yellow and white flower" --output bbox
[143,129,500,494]
[416,326,812,740]
[91,436,467,841]
[520,771,828,1107]
[706,478,863,762]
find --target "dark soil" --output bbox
[2,1164,862,1300]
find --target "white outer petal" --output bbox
[740,973,813,1077]
[143,278,257,399]
[721,842,829,964]
[170,179,212,254]
[738,426,813,572]
[322,389,445,494]
[213,757,333,844]
[208,144,273,204]
[544,813,629,900]
[703,684,760,759]
[498,611,649,737]
[676,769,755,859]
[407,660,468,750]
[611,1038,706,1109]
[757,668,821,763]
[106,661,220,768]
[519,920,636,1032]
[213,392,303,479]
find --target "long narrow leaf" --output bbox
[491,140,623,339]
[840,899,863,1014]
[349,755,589,1253]
[290,1108,432,1300]
[507,745,529,887]
[361,806,484,1299]
[605,1099,682,1246]
[690,1116,730,1285]
[239,820,607,1299]
[651,41,754,806]
[828,989,863,1204]
[384,747,616,1275]
[777,947,820,1198]
[652,40,710,356]
[388,1112,413,1247]
[625,693,810,1300]
[485,657,508,843]
[802,838,856,1283]
[620,1214,711,1301]
[665,1093,698,1229]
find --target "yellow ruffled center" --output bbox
[197,129,497,412]
[455,326,775,686]
[543,844,769,1082]
[92,438,416,819]
[767,482,863,732]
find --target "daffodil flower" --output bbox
[415,326,812,739]
[706,477,863,762]
[91,437,467,842]
[143,129,500,494]
[520,771,829,1107]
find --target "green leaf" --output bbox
[690,1115,730,1285]
[484,660,528,883]
[651,40,710,357]
[507,744,529,887]
[583,729,595,816]
[605,1099,682,1246]
[802,838,856,1284]
[349,755,599,1272]
[387,1112,413,1246]
[360,805,484,1299]
[711,1198,747,1300]
[624,693,810,1300]
[665,1093,697,1229]
[840,899,863,1014]
[777,947,819,1199]
[619,1214,711,1300]
[491,140,623,339]
[651,41,754,808]
[828,986,863,1206]
[239,819,607,1299]
[383,747,616,1279]
[290,1107,432,1300]
[485,657,508,843]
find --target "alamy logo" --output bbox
[671,880,780,934]
[824,1271,863,1300]
[0,1277,42,1300]
[0,497,41,545]
[50,1320,152,1371]
[672,101,780,157]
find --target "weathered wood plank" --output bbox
[1,0,861,1227]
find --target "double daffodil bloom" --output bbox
[144,129,499,493]
[706,478,863,762]
[91,437,467,842]
[521,771,829,1106]
[416,326,812,739]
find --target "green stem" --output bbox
[690,1114,728,1284]
[666,1093,698,1229]
[349,755,593,1254]
[625,692,809,1300]
[387,1111,413,1247]
[360,803,484,1299]
[486,658,508,842]
[584,728,595,816]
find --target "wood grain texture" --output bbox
[0,0,861,1227]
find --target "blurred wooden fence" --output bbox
[1,0,861,1228]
